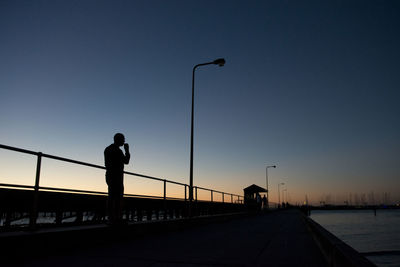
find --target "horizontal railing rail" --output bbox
[0,143,244,228]
[0,183,35,190]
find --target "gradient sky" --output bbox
[1,0,399,204]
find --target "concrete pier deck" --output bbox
[3,210,330,266]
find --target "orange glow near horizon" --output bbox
[0,148,242,202]
[1,148,399,205]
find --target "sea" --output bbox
[311,209,400,267]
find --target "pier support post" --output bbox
[163,180,167,220]
[30,152,42,229]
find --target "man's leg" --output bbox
[108,186,117,224]
[116,185,124,222]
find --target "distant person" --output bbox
[104,133,130,224]
[262,194,267,210]
[256,193,262,211]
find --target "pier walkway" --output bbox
[4,210,328,266]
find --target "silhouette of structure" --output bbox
[244,184,267,211]
[0,210,376,267]
[189,58,225,217]
[0,144,377,266]
[0,143,244,229]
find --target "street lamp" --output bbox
[189,58,226,215]
[278,182,285,208]
[265,165,276,209]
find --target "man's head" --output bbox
[113,133,125,147]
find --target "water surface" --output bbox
[311,209,400,267]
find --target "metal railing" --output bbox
[0,144,244,227]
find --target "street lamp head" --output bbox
[213,58,226,67]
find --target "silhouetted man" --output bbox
[104,133,130,224]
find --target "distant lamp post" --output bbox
[265,165,276,209]
[278,182,285,208]
[189,58,226,215]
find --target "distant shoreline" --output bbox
[309,205,399,211]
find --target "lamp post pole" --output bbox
[278,182,285,208]
[189,58,225,216]
[265,165,276,209]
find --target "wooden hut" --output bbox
[243,184,267,209]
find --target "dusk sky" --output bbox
[1,0,399,205]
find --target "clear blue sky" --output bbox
[1,0,399,204]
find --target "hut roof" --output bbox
[243,184,267,193]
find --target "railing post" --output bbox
[163,179,167,220]
[30,152,42,229]
[195,186,198,202]
[184,185,187,201]
[222,192,224,203]
[211,190,213,202]
[163,179,166,200]
[184,185,189,218]
[231,194,233,203]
